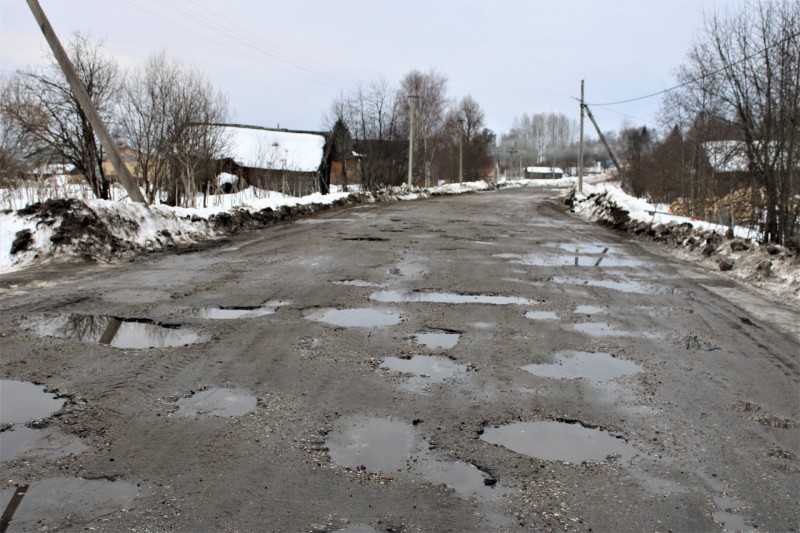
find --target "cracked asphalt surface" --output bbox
[1,187,798,532]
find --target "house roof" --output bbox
[703,141,749,173]
[525,166,564,174]
[220,126,326,172]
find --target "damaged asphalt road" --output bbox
[0,187,798,532]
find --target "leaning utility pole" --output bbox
[407,94,417,187]
[578,79,585,193]
[583,103,630,192]
[26,0,147,204]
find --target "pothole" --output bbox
[175,388,257,417]
[0,477,138,531]
[326,416,423,473]
[0,426,88,462]
[410,460,512,500]
[522,351,642,382]
[567,322,662,339]
[332,279,383,287]
[21,314,206,348]
[324,416,511,503]
[304,308,402,328]
[371,290,537,306]
[188,300,289,319]
[480,420,637,463]
[573,305,605,315]
[525,310,559,320]
[0,380,65,424]
[413,332,461,349]
[379,356,468,392]
[552,276,668,294]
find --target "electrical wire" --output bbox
[587,29,800,107]
[124,0,352,89]
[157,0,359,87]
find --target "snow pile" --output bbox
[569,181,800,305]
[0,179,494,274]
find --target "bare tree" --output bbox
[668,0,799,244]
[119,51,230,206]
[1,33,121,199]
[399,70,450,186]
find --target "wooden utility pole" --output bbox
[26,0,147,204]
[458,118,464,184]
[407,95,417,187]
[578,79,585,193]
[583,103,629,191]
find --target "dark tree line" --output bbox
[323,70,495,189]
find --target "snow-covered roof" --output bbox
[703,141,748,173]
[525,166,564,174]
[221,127,326,172]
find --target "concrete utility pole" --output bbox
[578,79,585,194]
[26,0,147,204]
[407,94,417,187]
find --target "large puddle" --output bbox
[0,380,85,463]
[0,477,138,531]
[188,300,288,319]
[0,426,88,462]
[525,310,559,320]
[175,388,257,417]
[371,290,537,306]
[326,416,422,473]
[326,416,510,501]
[497,251,647,268]
[1,380,65,424]
[410,459,512,500]
[21,314,206,349]
[551,276,668,295]
[567,322,662,339]
[380,356,468,392]
[414,332,461,349]
[522,351,642,382]
[481,420,637,463]
[304,308,401,328]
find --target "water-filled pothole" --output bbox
[0,477,138,531]
[0,426,87,462]
[414,332,461,349]
[326,416,423,473]
[410,460,511,500]
[22,314,205,348]
[522,351,642,382]
[304,308,401,328]
[175,388,257,417]
[325,416,511,506]
[552,276,668,294]
[380,356,467,391]
[1,380,65,424]
[188,300,288,319]
[574,305,605,315]
[481,420,637,463]
[567,322,661,339]
[525,310,559,320]
[371,290,536,306]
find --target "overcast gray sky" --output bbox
[1,0,738,136]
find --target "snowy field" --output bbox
[1,174,797,307]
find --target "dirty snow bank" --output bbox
[0,181,489,274]
[568,181,800,306]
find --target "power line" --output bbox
[157,1,358,87]
[587,29,800,107]
[123,0,351,89]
